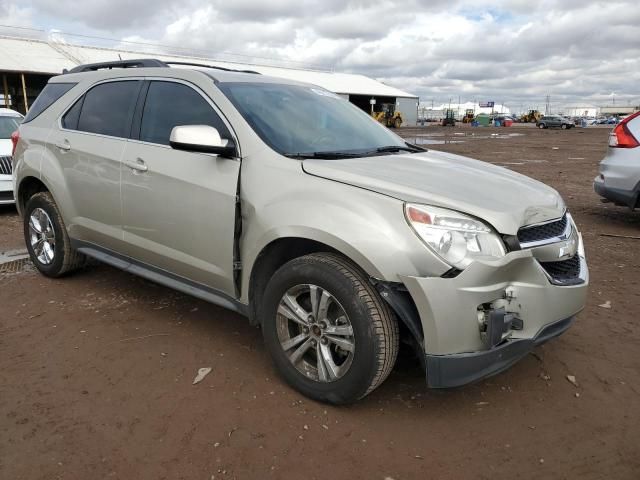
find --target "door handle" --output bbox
[55,141,71,152]
[125,158,148,172]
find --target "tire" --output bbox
[261,253,399,404]
[561,124,567,130]
[538,123,546,129]
[23,191,87,277]
[394,118,402,129]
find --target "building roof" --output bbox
[419,101,511,115]
[0,37,76,74]
[560,103,598,109]
[0,35,417,99]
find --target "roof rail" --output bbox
[164,61,261,75]
[64,59,168,74]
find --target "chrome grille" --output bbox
[518,214,568,245]
[0,156,12,175]
[539,255,581,285]
[541,255,580,280]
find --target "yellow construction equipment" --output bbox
[521,110,542,123]
[462,109,475,123]
[372,103,403,128]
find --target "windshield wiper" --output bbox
[374,144,425,154]
[284,151,361,159]
[284,143,425,159]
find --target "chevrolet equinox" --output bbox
[12,59,589,404]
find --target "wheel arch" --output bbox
[16,176,50,216]
[246,235,426,361]
[246,235,376,326]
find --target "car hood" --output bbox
[302,150,565,235]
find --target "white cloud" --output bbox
[1,0,638,107]
[0,4,34,29]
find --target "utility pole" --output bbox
[545,95,551,115]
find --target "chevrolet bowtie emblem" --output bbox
[558,237,578,260]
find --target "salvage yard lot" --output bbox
[1,126,639,479]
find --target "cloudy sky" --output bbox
[1,0,638,110]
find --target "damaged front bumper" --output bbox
[398,235,588,388]
[424,316,574,388]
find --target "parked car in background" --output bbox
[596,116,621,125]
[0,108,23,205]
[594,111,640,209]
[536,115,574,129]
[12,59,588,404]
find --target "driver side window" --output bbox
[139,81,230,146]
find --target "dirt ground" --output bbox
[1,126,639,480]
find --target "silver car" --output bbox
[12,60,588,404]
[594,111,640,209]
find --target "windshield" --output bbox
[0,116,21,139]
[218,82,408,157]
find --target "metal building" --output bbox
[0,35,419,125]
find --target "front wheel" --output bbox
[538,123,546,129]
[561,124,567,129]
[261,253,399,404]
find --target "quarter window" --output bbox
[139,81,230,146]
[75,81,141,138]
[61,96,83,130]
[23,83,76,123]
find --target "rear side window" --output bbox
[75,81,141,138]
[139,81,230,145]
[23,83,76,123]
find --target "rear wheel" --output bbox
[23,192,86,277]
[394,117,402,129]
[561,124,567,130]
[261,253,399,404]
[538,123,546,129]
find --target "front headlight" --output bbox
[405,204,506,270]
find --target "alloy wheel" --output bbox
[28,207,56,265]
[276,284,355,382]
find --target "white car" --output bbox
[0,108,22,204]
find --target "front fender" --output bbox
[238,153,451,303]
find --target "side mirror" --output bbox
[169,125,237,157]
